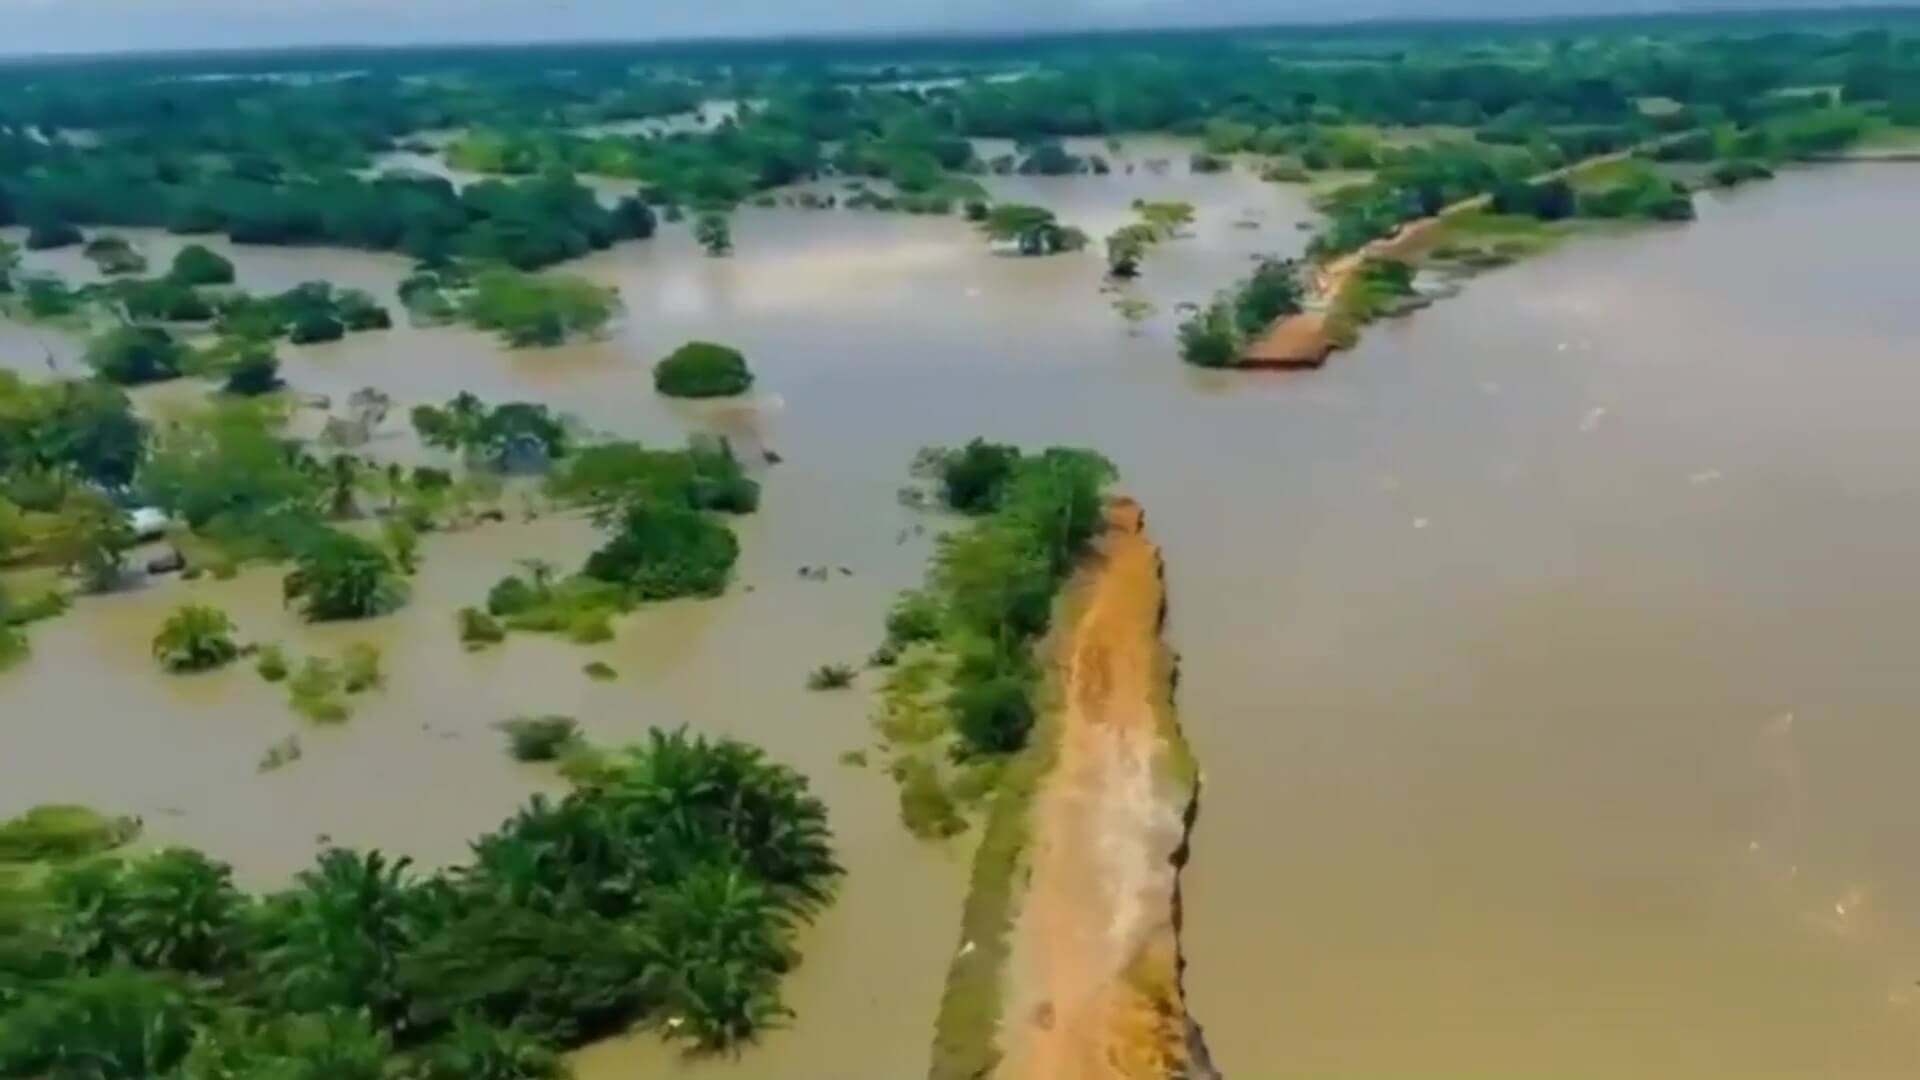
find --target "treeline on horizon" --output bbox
[0,12,1915,268]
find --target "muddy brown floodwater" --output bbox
[5,158,1920,1078]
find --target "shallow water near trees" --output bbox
[5,160,1920,1077]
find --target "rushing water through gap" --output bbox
[4,159,1920,1077]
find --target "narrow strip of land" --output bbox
[1243,133,1694,368]
[992,499,1214,1080]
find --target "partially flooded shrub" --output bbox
[340,642,384,694]
[288,658,348,723]
[257,735,303,773]
[583,661,617,681]
[497,716,581,762]
[151,604,240,673]
[0,805,140,863]
[254,643,289,682]
[806,663,856,691]
[458,607,505,648]
[895,759,966,839]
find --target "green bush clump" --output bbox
[547,438,759,516]
[86,325,188,385]
[284,530,408,622]
[340,643,384,694]
[168,244,235,286]
[255,643,290,682]
[0,805,140,863]
[497,716,581,762]
[583,661,617,681]
[457,607,505,648]
[896,758,966,839]
[950,675,1037,754]
[582,503,738,600]
[287,657,348,723]
[653,341,754,399]
[885,591,944,646]
[151,604,241,673]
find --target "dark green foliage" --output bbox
[951,676,1037,754]
[25,220,83,251]
[0,968,198,1079]
[137,402,320,536]
[1232,257,1306,337]
[114,277,215,322]
[891,445,1114,756]
[1708,158,1775,186]
[583,503,739,600]
[977,203,1087,256]
[1490,177,1577,220]
[221,347,283,397]
[1176,302,1238,368]
[548,438,759,516]
[458,607,506,648]
[457,268,618,347]
[82,235,146,276]
[694,213,734,256]
[215,282,389,343]
[485,575,538,617]
[938,438,1021,514]
[283,530,408,622]
[0,373,146,489]
[2,730,840,1065]
[168,244,235,287]
[288,311,346,344]
[497,716,580,762]
[411,394,568,470]
[46,849,249,976]
[885,591,944,646]
[1577,170,1696,221]
[86,325,188,385]
[1177,258,1303,367]
[653,341,754,399]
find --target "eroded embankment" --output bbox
[929,499,1216,1080]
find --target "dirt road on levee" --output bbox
[994,499,1217,1080]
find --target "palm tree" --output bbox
[258,849,425,1025]
[151,604,240,673]
[326,454,361,520]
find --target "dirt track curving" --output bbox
[992,499,1216,1080]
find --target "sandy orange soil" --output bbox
[993,500,1216,1080]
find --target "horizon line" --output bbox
[2,3,1917,66]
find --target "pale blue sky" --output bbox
[0,1,1857,56]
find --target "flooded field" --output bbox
[5,160,1920,1077]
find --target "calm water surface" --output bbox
[4,162,1920,1078]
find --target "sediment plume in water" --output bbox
[931,499,1217,1080]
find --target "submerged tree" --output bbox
[653,342,754,399]
[284,530,408,622]
[152,605,241,673]
[977,203,1087,256]
[694,213,734,257]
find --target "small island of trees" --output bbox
[654,341,755,398]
